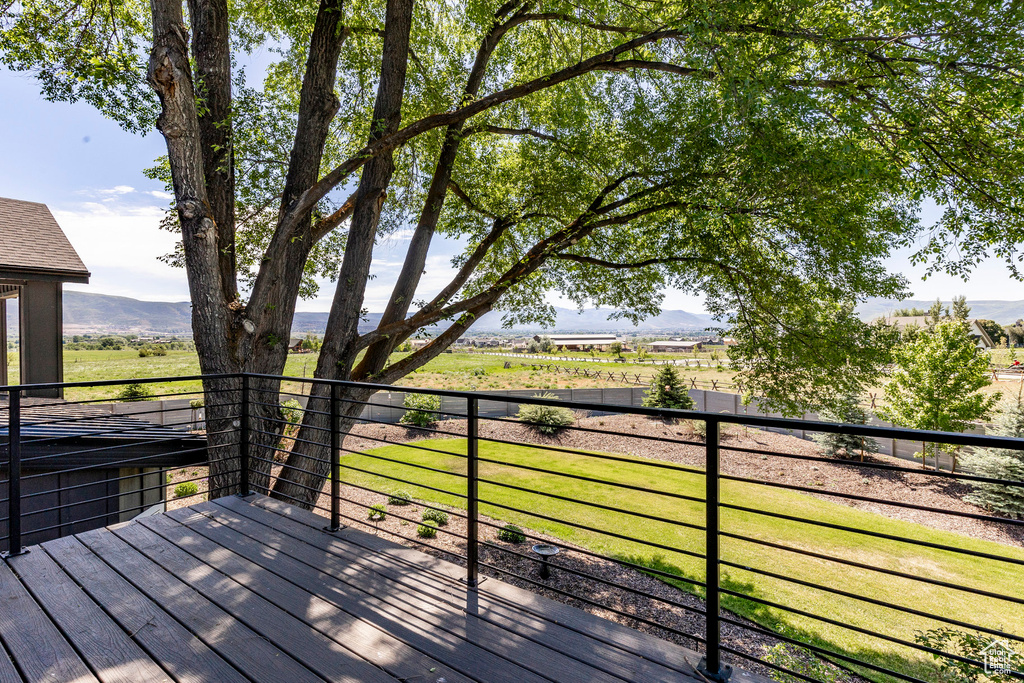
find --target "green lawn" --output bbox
[341,437,1024,683]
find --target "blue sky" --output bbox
[1,67,1020,314]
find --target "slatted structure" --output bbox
[1,398,207,550]
[0,494,756,683]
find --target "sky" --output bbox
[1,66,1021,315]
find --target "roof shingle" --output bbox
[0,197,90,282]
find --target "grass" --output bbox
[340,436,1024,683]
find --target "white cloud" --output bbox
[96,185,136,195]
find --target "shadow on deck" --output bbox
[0,494,768,683]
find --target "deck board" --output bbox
[42,535,249,683]
[1,494,724,683]
[8,549,170,683]
[0,558,98,683]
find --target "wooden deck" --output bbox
[0,493,759,683]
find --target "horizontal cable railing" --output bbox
[3,371,1023,682]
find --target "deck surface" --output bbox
[0,494,724,683]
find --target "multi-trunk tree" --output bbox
[3,0,1022,507]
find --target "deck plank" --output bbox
[8,549,171,683]
[199,501,653,683]
[42,535,248,683]
[218,496,694,683]
[0,643,21,683]
[108,520,398,683]
[72,527,325,683]
[0,559,98,683]
[245,494,705,680]
[168,504,567,683]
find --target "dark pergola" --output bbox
[0,197,90,397]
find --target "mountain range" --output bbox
[5,291,718,336]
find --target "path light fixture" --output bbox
[531,543,560,579]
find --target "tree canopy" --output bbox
[3,0,1023,501]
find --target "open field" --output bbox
[339,434,1023,683]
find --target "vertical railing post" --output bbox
[239,374,250,497]
[699,417,731,681]
[328,382,342,531]
[5,388,24,557]
[465,396,479,587]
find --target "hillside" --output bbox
[858,298,1024,324]
[6,291,717,336]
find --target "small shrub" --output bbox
[138,347,151,358]
[280,399,303,425]
[470,367,486,376]
[498,524,526,544]
[422,508,448,526]
[150,345,168,356]
[692,420,707,440]
[400,393,442,428]
[117,382,153,402]
[367,504,387,521]
[812,394,878,460]
[388,490,412,505]
[417,522,437,538]
[642,366,695,410]
[189,397,205,409]
[915,627,1023,682]
[517,393,574,434]
[174,481,199,499]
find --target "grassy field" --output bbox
[341,437,1023,683]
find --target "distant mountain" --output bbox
[4,291,718,336]
[858,298,1024,325]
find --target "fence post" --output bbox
[5,388,24,557]
[327,382,342,531]
[699,417,731,681]
[239,374,250,497]
[465,396,479,587]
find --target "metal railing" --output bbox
[3,372,1024,682]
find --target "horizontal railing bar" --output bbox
[720,473,1024,526]
[476,496,707,561]
[1,373,240,392]
[18,440,231,481]
[720,501,1024,566]
[478,412,707,450]
[476,476,706,532]
[16,416,213,452]
[719,557,1024,642]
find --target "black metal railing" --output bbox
[3,372,1024,683]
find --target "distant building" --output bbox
[1,197,91,396]
[534,334,620,351]
[878,316,996,349]
[649,340,703,353]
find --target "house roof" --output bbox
[0,197,90,283]
[877,316,995,347]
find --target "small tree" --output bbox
[538,336,554,354]
[610,342,623,358]
[642,366,695,411]
[960,387,1024,518]
[879,320,998,471]
[812,394,878,461]
[516,393,574,434]
[400,393,443,428]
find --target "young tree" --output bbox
[960,387,1024,518]
[812,394,878,461]
[951,295,971,321]
[5,1,1022,506]
[879,320,999,471]
[642,365,695,411]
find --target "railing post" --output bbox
[465,396,479,587]
[699,417,731,681]
[327,382,342,532]
[239,374,250,497]
[4,388,24,557]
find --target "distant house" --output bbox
[878,316,996,350]
[0,197,91,396]
[288,337,307,352]
[534,334,619,351]
[649,339,703,353]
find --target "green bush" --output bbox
[173,481,199,498]
[516,393,574,434]
[417,522,438,538]
[280,399,303,425]
[962,392,1024,518]
[642,365,695,410]
[117,382,153,402]
[388,490,412,505]
[367,504,387,521]
[150,345,168,356]
[138,347,151,357]
[189,397,205,409]
[498,523,526,543]
[914,627,1023,682]
[400,393,442,428]
[421,508,448,526]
